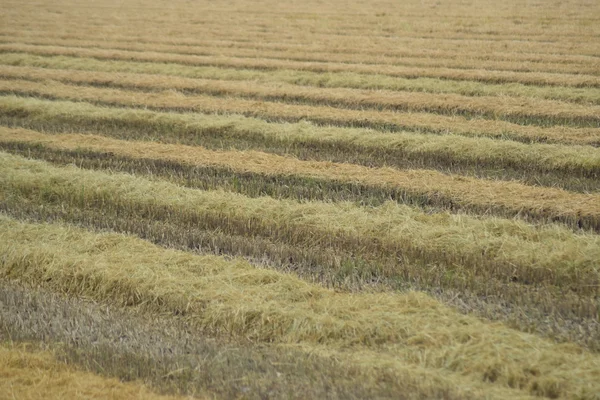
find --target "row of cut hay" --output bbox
[3,53,598,105]
[3,127,600,232]
[2,282,480,400]
[4,10,600,54]
[3,65,599,127]
[1,43,598,88]
[2,79,599,148]
[4,178,597,345]
[2,215,600,399]
[4,25,599,60]
[2,152,599,296]
[0,342,183,400]
[2,38,598,76]
[3,34,598,69]
[1,96,598,192]
[4,12,599,56]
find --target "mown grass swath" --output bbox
[2,215,600,399]
[4,78,600,146]
[2,65,600,128]
[2,31,598,66]
[1,282,470,400]
[2,127,600,232]
[2,0,600,398]
[3,19,598,58]
[1,152,599,336]
[2,53,599,105]
[0,342,183,400]
[1,96,598,193]
[3,37,599,76]
[1,43,599,89]
[3,34,599,76]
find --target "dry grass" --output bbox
[2,127,600,231]
[3,36,598,76]
[2,53,599,105]
[0,342,185,400]
[1,96,598,193]
[2,0,600,397]
[0,281,479,400]
[3,34,599,74]
[2,215,600,399]
[3,79,599,147]
[2,152,599,296]
[1,43,599,89]
[2,65,599,127]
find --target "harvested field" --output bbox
[0,341,185,400]
[1,0,599,398]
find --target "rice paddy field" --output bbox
[0,0,599,398]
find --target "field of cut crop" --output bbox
[1,0,599,398]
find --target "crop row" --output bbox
[3,65,599,128]
[3,7,599,55]
[2,37,598,76]
[2,152,598,324]
[2,127,599,232]
[2,215,600,399]
[3,53,598,105]
[2,33,597,67]
[2,43,598,88]
[2,78,599,147]
[4,24,598,59]
[1,96,598,192]
[0,342,177,400]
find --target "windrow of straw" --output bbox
[2,127,600,231]
[3,33,597,70]
[0,342,185,400]
[1,282,481,400]
[2,37,597,76]
[1,96,598,192]
[2,65,599,127]
[1,43,598,88]
[2,215,600,399]
[2,78,600,146]
[2,53,599,105]
[2,3,599,56]
[4,0,597,38]
[3,23,599,58]
[2,152,599,298]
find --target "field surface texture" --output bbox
[1,0,600,399]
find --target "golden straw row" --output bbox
[3,53,597,105]
[2,43,598,88]
[2,214,600,399]
[2,32,596,67]
[0,343,185,400]
[2,126,599,231]
[2,78,598,147]
[3,24,598,60]
[1,96,597,188]
[2,64,598,127]
[2,152,599,294]
[3,12,598,51]
[4,5,597,40]
[2,37,597,76]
